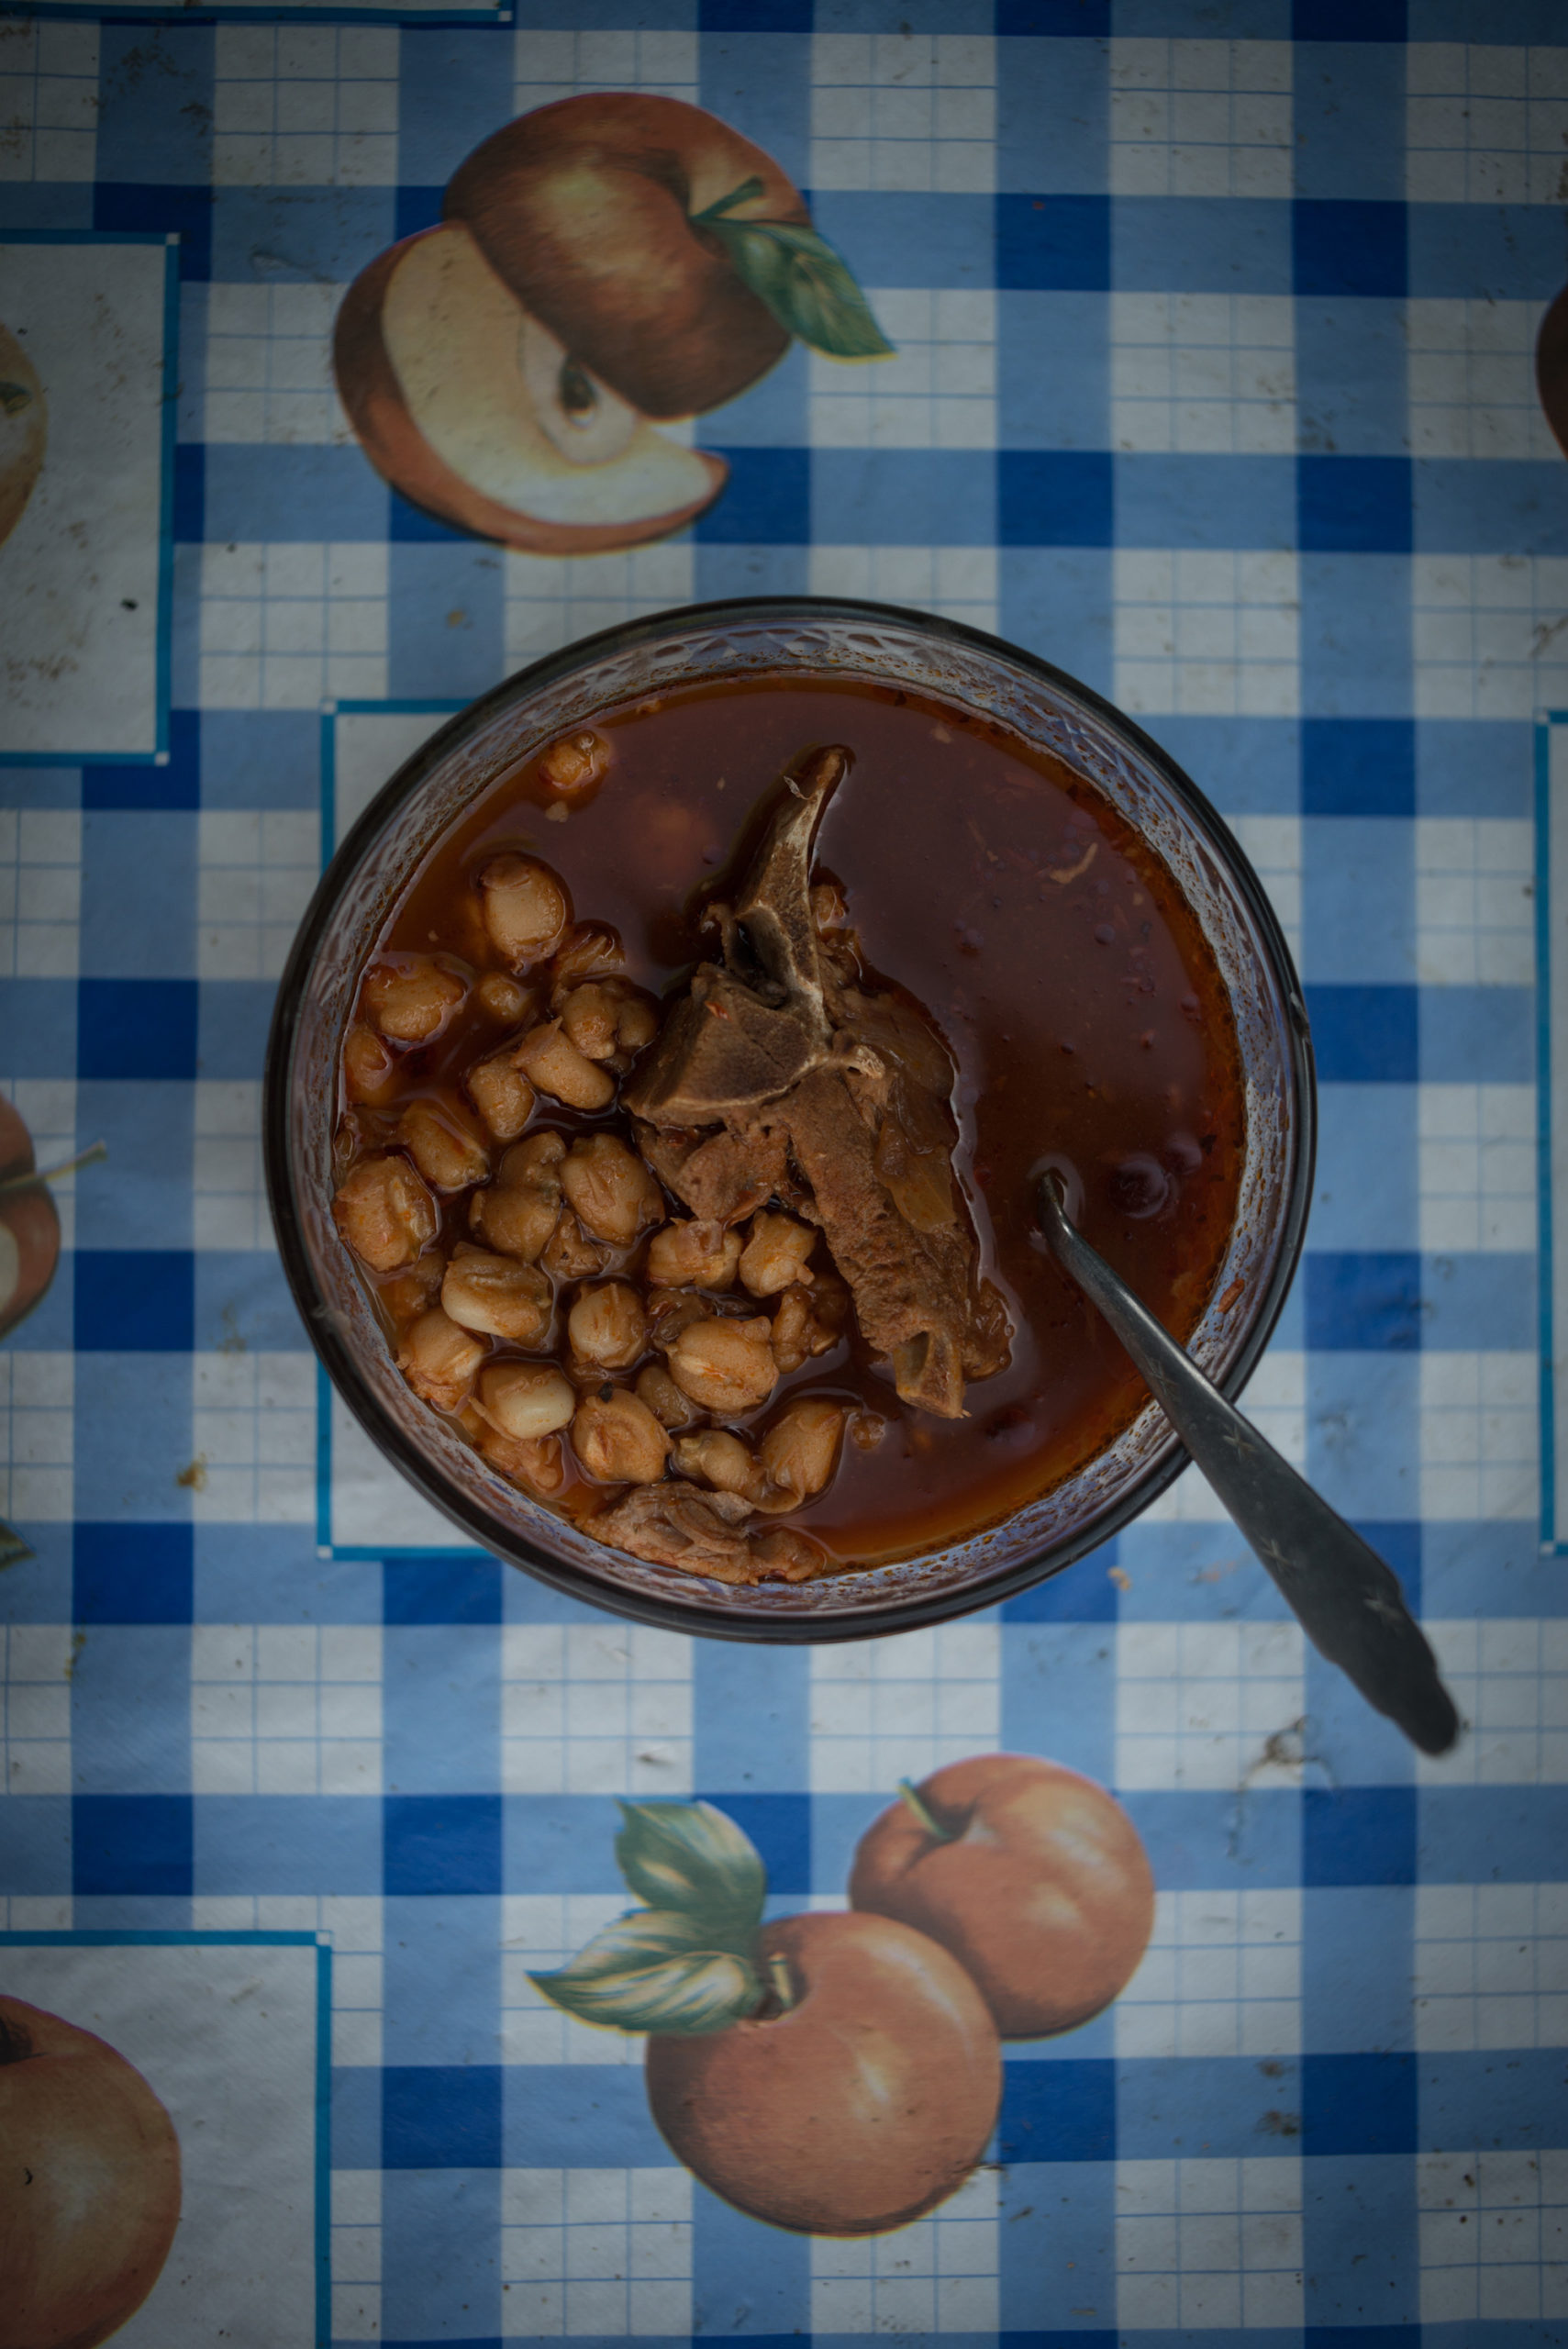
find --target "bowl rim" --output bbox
[263,593,1317,1642]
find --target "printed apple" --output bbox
[1537,281,1568,461]
[0,1097,61,1342]
[849,1753,1155,2039]
[0,1995,181,2349]
[0,321,45,552]
[334,223,728,553]
[644,1910,1001,2236]
[444,92,810,419]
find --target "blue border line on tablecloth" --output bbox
[15,6,506,19]
[0,1932,332,2344]
[1537,711,1566,1556]
[0,229,177,770]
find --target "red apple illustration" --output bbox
[333,222,727,554]
[531,1799,999,2236]
[0,1100,61,1343]
[335,91,890,553]
[1538,282,1568,461]
[0,323,45,554]
[849,1753,1155,2039]
[645,1910,1000,2236]
[0,1995,182,2349]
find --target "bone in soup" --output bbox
[331,674,1244,1585]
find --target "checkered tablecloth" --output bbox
[3,3,1567,2342]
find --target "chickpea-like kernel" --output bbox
[560,977,660,1065]
[476,1359,576,1442]
[760,1397,846,1503]
[440,1246,552,1342]
[466,1053,535,1144]
[343,1021,398,1105]
[476,1421,565,1497]
[478,854,571,970]
[548,922,625,1007]
[568,1280,648,1371]
[398,1098,491,1192]
[501,1130,564,1187]
[538,729,610,799]
[561,1132,663,1247]
[739,1210,817,1297]
[672,1428,763,1502]
[398,1308,485,1412]
[572,1389,669,1485]
[541,1209,610,1282]
[332,1152,438,1273]
[753,1525,829,1583]
[470,1179,558,1264]
[380,1253,445,1326]
[475,971,531,1024]
[646,1219,742,1291]
[646,1286,713,1353]
[515,1019,616,1111]
[668,1316,778,1416]
[635,1364,695,1430]
[770,1277,848,1375]
[362,958,465,1042]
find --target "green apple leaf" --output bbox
[700,217,895,362]
[614,1799,767,1952]
[528,1908,762,2036]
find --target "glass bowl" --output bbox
[263,597,1315,1641]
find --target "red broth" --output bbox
[347,672,1244,1566]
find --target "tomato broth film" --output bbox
[330,675,1244,1585]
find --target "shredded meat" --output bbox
[625,746,1011,1418]
[592,1481,831,1585]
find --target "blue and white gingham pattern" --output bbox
[4,5,1568,2341]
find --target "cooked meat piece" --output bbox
[625,744,1011,1418]
[592,1481,759,1585]
[636,1120,793,1226]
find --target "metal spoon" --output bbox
[1035,1174,1460,1756]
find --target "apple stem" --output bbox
[766,1950,796,2013]
[896,1777,956,1842]
[0,1139,107,1197]
[692,175,766,228]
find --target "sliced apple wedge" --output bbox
[334,224,727,553]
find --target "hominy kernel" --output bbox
[647,1219,742,1291]
[668,1316,778,1415]
[332,1153,438,1273]
[515,1019,616,1111]
[635,1364,694,1429]
[398,1098,490,1191]
[572,1389,669,1484]
[539,729,610,798]
[739,1210,817,1297]
[672,1428,763,1502]
[363,958,465,1042]
[479,854,571,970]
[469,1179,558,1263]
[441,1247,552,1342]
[342,1022,398,1105]
[475,972,530,1023]
[477,1359,576,1442]
[561,1132,663,1246]
[541,1209,610,1281]
[760,1397,845,1501]
[466,1053,536,1144]
[568,1281,648,1371]
[398,1309,485,1412]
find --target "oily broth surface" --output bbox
[372,674,1244,1564]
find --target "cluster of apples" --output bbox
[0,1997,181,2349]
[334,92,890,554]
[536,1753,1154,2236]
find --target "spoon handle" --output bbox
[1037,1180,1459,1757]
